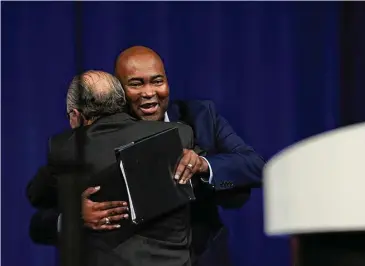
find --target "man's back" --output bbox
[28,112,195,266]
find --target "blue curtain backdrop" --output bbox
[2,2,364,266]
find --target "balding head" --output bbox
[115,46,164,79]
[81,70,115,96]
[66,70,126,128]
[114,46,169,121]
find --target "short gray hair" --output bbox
[66,70,126,121]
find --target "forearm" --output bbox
[204,102,265,190]
[205,151,264,190]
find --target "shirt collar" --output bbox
[164,112,170,122]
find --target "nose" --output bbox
[140,85,156,98]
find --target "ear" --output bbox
[72,109,81,117]
[69,109,82,129]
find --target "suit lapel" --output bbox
[168,101,214,153]
[168,102,210,160]
[166,101,181,122]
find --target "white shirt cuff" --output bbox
[199,156,213,184]
[57,214,62,232]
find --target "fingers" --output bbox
[98,224,121,230]
[190,157,203,179]
[98,214,128,226]
[92,211,129,230]
[174,151,192,181]
[175,150,202,184]
[100,207,129,220]
[82,186,100,198]
[89,206,128,222]
[107,213,129,222]
[93,201,128,211]
[84,207,129,229]
[85,222,121,231]
[179,154,198,184]
[182,156,202,184]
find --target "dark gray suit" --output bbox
[27,112,194,266]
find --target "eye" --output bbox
[153,79,164,85]
[129,82,142,88]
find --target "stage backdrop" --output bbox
[2,2,364,266]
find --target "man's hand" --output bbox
[81,186,129,230]
[174,149,209,184]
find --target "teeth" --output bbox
[141,103,157,108]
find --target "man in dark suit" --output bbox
[27,70,198,266]
[28,47,265,265]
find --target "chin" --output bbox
[140,112,163,121]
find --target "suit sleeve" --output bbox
[26,138,58,208]
[204,102,265,191]
[29,208,60,246]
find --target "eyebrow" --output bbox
[150,74,164,80]
[127,77,144,83]
[127,74,164,83]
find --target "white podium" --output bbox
[263,123,365,266]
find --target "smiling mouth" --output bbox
[139,102,159,114]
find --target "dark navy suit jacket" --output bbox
[166,100,265,265]
[28,99,265,265]
[167,100,264,190]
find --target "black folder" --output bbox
[114,127,195,225]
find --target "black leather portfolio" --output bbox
[115,127,195,225]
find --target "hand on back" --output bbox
[82,186,129,230]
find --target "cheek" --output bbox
[124,91,140,112]
[125,90,139,103]
[156,86,169,99]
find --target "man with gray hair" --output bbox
[27,70,197,266]
[66,70,126,129]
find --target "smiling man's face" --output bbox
[115,47,169,121]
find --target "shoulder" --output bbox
[171,99,215,111]
[50,129,74,144]
[48,129,75,154]
[51,129,73,142]
[138,120,192,134]
[169,99,217,122]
